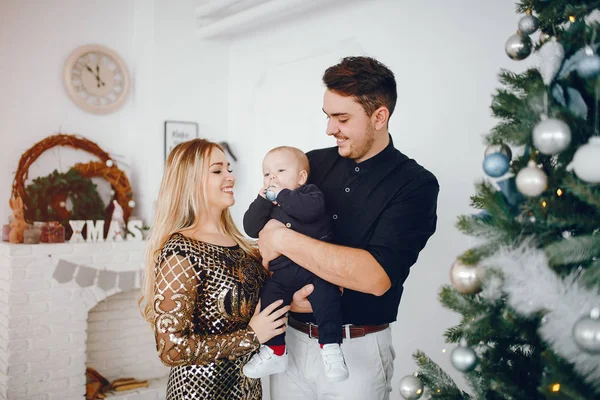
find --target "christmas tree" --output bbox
[399,2,600,399]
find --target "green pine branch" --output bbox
[456,215,506,242]
[544,234,600,266]
[459,243,504,265]
[498,68,542,92]
[580,258,600,289]
[467,182,522,232]
[562,174,600,209]
[538,350,598,400]
[488,120,533,144]
[413,350,470,399]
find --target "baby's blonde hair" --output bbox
[266,146,310,174]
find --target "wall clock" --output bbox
[63,44,130,114]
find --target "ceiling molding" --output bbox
[195,0,351,39]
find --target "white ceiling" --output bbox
[194,0,358,39]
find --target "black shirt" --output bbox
[291,136,439,325]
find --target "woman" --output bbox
[140,139,289,399]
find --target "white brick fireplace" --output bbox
[0,241,169,400]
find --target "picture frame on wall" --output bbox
[164,121,199,161]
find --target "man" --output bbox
[259,56,439,399]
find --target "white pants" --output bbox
[269,324,395,400]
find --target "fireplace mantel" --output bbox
[0,241,168,400]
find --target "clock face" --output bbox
[64,44,130,114]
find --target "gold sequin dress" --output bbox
[153,232,268,400]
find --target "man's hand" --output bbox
[290,284,314,313]
[258,219,286,268]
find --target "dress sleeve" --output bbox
[153,250,260,367]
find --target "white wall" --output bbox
[225,0,529,397]
[0,0,230,225]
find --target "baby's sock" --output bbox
[268,345,286,356]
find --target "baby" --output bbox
[242,146,348,383]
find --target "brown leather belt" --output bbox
[288,317,389,339]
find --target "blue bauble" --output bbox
[266,190,278,202]
[483,152,510,177]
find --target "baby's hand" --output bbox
[258,186,268,199]
[266,183,280,204]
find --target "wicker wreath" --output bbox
[73,161,133,221]
[12,134,134,222]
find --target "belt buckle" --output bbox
[308,322,315,339]
[344,324,352,340]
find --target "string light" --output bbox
[416,389,423,395]
[569,15,576,23]
[556,188,563,196]
[542,200,547,208]
[437,389,441,393]
[442,349,446,353]
[551,383,561,392]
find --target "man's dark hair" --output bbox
[322,56,397,118]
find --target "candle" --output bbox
[23,226,41,244]
[43,222,65,244]
[34,222,49,243]
[2,224,10,242]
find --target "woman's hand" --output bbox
[248,300,290,344]
[290,284,314,313]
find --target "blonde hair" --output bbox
[266,146,310,174]
[140,139,259,323]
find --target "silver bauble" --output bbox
[505,32,532,61]
[518,14,539,35]
[533,115,571,155]
[577,46,600,79]
[567,137,600,183]
[516,160,547,197]
[484,143,512,160]
[450,259,485,294]
[451,343,478,372]
[398,375,424,400]
[538,37,565,85]
[573,308,600,354]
